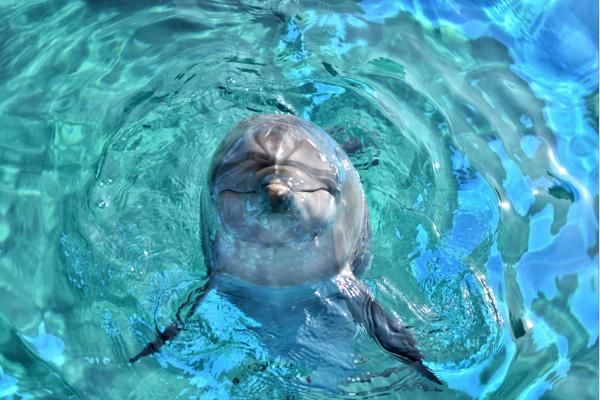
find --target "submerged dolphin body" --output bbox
[130,114,441,385]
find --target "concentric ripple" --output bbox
[0,1,597,399]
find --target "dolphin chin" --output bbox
[130,114,442,386]
[217,188,335,244]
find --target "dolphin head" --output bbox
[201,114,370,285]
[207,114,345,245]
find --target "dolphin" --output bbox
[130,114,441,385]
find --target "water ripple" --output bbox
[0,0,596,399]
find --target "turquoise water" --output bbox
[0,0,597,398]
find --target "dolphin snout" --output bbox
[263,179,293,212]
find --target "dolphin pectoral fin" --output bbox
[129,323,181,363]
[366,300,442,385]
[335,274,442,385]
[129,281,210,363]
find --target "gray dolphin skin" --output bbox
[130,114,441,385]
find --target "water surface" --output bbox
[0,0,597,398]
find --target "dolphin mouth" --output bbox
[255,165,336,193]
[213,163,337,196]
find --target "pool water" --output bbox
[0,0,597,398]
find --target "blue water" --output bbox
[0,0,597,398]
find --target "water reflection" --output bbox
[0,0,596,399]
